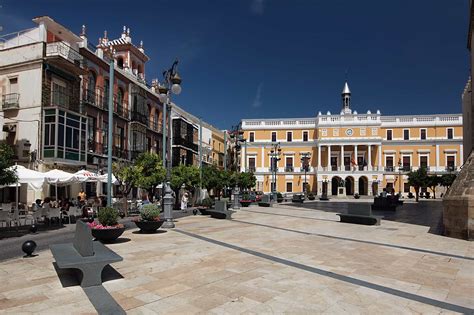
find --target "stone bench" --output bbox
[337,205,382,226]
[50,220,123,287]
[207,200,233,219]
[371,196,398,211]
[292,194,304,203]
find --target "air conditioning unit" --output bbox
[16,140,31,162]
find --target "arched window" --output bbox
[117,88,124,114]
[117,57,124,69]
[87,72,96,103]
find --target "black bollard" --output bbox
[22,240,37,257]
[29,224,38,234]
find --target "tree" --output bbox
[113,161,140,216]
[171,164,200,205]
[135,153,166,202]
[407,167,429,202]
[202,165,221,197]
[426,175,441,199]
[237,171,257,191]
[440,173,457,191]
[0,143,17,186]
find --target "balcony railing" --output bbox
[50,89,80,112]
[46,42,83,67]
[331,165,338,171]
[269,167,278,172]
[385,166,394,172]
[151,121,163,133]
[2,93,19,110]
[401,166,412,172]
[344,165,351,171]
[113,146,129,159]
[285,166,294,172]
[114,99,129,120]
[131,111,149,126]
[247,167,256,173]
[88,140,104,155]
[445,166,456,172]
[172,137,199,152]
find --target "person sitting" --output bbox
[381,188,388,197]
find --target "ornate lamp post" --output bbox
[268,142,281,201]
[158,60,182,229]
[300,153,310,198]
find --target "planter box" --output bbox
[240,201,252,207]
[91,227,125,243]
[134,220,164,233]
[197,207,210,215]
[258,202,271,207]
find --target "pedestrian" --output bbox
[78,189,86,202]
[181,192,189,212]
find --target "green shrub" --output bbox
[242,193,250,200]
[201,197,213,208]
[98,207,119,226]
[276,192,283,199]
[140,204,161,221]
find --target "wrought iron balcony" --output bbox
[331,165,338,171]
[285,166,294,172]
[247,166,256,173]
[385,166,394,172]
[114,100,129,120]
[445,166,456,172]
[400,166,412,172]
[50,89,81,112]
[113,146,129,159]
[172,137,199,152]
[344,165,351,171]
[131,111,148,126]
[2,93,19,110]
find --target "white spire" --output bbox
[342,81,351,94]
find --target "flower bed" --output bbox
[240,200,252,207]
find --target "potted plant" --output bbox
[354,193,360,199]
[240,193,252,207]
[308,193,316,200]
[134,204,164,233]
[276,192,284,203]
[88,207,125,243]
[197,197,213,215]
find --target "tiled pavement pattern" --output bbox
[0,204,473,314]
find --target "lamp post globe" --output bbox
[171,83,182,95]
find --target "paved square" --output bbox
[0,203,473,314]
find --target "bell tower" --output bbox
[341,81,351,114]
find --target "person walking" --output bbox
[181,192,189,213]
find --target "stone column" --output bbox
[354,176,359,195]
[340,145,344,171]
[354,145,358,170]
[328,145,331,170]
[317,145,322,170]
[368,145,372,171]
[436,144,440,171]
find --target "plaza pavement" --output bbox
[0,202,473,314]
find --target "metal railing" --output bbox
[445,166,456,172]
[50,89,80,112]
[385,166,394,172]
[2,93,20,110]
[172,137,198,152]
[46,42,83,67]
[331,165,338,171]
[247,167,256,173]
[285,166,294,172]
[131,111,148,126]
[400,166,412,172]
[113,146,129,159]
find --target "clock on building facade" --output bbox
[345,128,353,136]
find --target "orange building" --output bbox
[240,82,463,197]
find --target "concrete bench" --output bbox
[207,201,233,219]
[337,205,382,226]
[50,220,123,287]
[292,194,304,203]
[371,196,398,211]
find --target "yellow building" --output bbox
[241,82,463,196]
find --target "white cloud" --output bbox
[250,0,265,15]
[252,82,263,108]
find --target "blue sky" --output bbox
[0,0,469,129]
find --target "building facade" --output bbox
[241,82,463,196]
[0,16,226,202]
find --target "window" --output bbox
[420,155,428,168]
[248,157,256,171]
[303,131,308,142]
[371,128,378,136]
[286,182,293,193]
[249,132,255,142]
[360,128,366,136]
[420,129,426,140]
[321,129,327,136]
[52,80,68,107]
[386,156,394,168]
[447,128,453,139]
[333,128,339,136]
[287,132,292,142]
[403,129,410,140]
[285,157,293,171]
[9,77,18,94]
[271,131,277,142]
[447,155,455,168]
[386,130,392,141]
[404,183,410,193]
[402,156,411,170]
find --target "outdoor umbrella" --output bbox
[44,169,78,200]
[73,170,99,182]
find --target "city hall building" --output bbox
[240,82,464,196]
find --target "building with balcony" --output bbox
[0,16,226,202]
[241,81,463,196]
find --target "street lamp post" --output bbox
[300,153,310,198]
[398,159,402,196]
[158,60,182,229]
[268,142,281,201]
